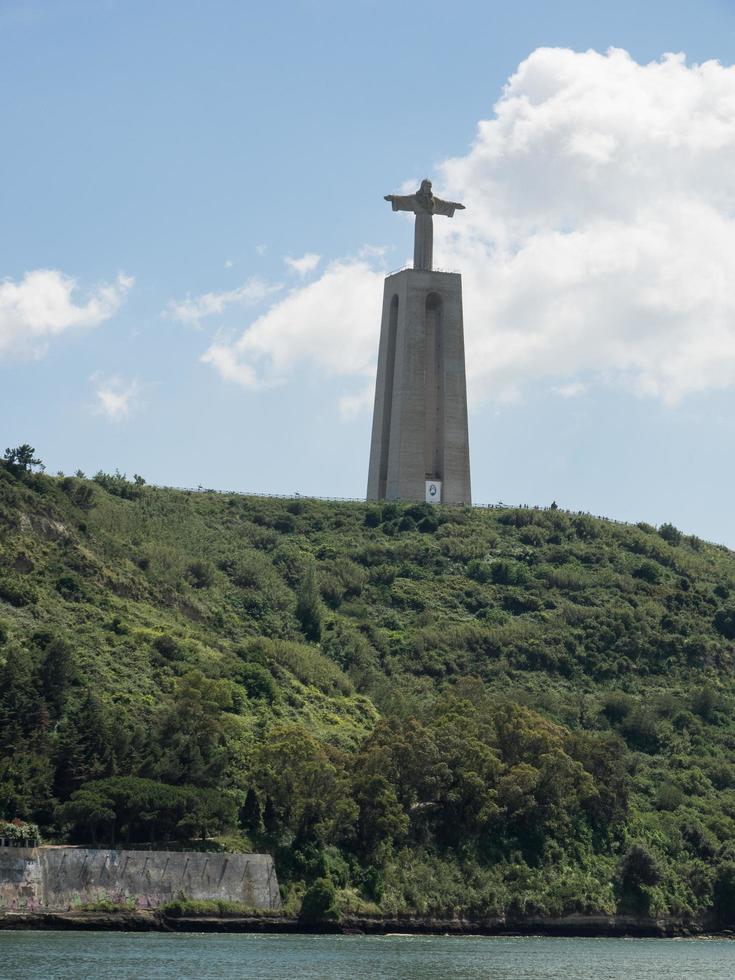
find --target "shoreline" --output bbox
[1,910,733,938]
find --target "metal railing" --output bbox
[386,265,461,277]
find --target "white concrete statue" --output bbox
[384,179,465,272]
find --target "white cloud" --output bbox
[553,381,588,399]
[200,343,258,387]
[165,278,280,325]
[437,47,735,405]
[0,270,132,359]
[202,47,735,409]
[283,252,321,277]
[255,244,267,256]
[200,259,384,392]
[224,259,234,269]
[91,374,141,421]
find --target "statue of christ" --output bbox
[384,179,465,272]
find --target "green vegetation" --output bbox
[3,454,735,922]
[77,897,137,912]
[161,898,262,917]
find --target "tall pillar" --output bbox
[367,269,471,506]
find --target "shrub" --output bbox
[78,898,137,912]
[300,877,340,922]
[655,782,683,811]
[601,691,633,724]
[153,634,183,661]
[620,708,660,752]
[162,898,255,916]
[713,606,735,640]
[362,865,385,902]
[633,561,662,584]
[572,516,600,541]
[519,525,546,546]
[490,560,529,585]
[239,663,277,702]
[93,470,143,500]
[274,512,296,533]
[467,559,493,584]
[691,687,724,722]
[56,573,84,601]
[658,523,682,546]
[0,819,41,845]
[0,576,37,607]
[499,509,536,528]
[60,478,95,510]
[417,513,439,533]
[708,761,735,790]
[187,560,215,589]
[265,639,352,694]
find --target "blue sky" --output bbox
[2,0,735,544]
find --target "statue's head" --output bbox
[416,179,433,209]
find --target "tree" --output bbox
[618,843,661,913]
[39,637,75,719]
[0,751,54,825]
[0,649,38,744]
[51,690,125,801]
[57,776,235,845]
[620,844,661,888]
[2,444,44,473]
[250,725,355,844]
[351,769,408,861]
[240,787,263,833]
[57,785,116,845]
[154,671,231,788]
[713,863,735,926]
[295,565,323,642]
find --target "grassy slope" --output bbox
[2,466,735,921]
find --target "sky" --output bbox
[3,0,735,544]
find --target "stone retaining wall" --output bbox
[0,847,280,911]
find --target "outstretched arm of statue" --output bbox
[433,197,466,218]
[384,193,418,213]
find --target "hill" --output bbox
[2,458,735,925]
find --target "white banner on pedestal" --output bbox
[425,480,442,504]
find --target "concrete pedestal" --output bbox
[367,269,471,505]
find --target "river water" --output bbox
[0,932,733,979]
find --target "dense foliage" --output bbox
[2,458,735,922]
